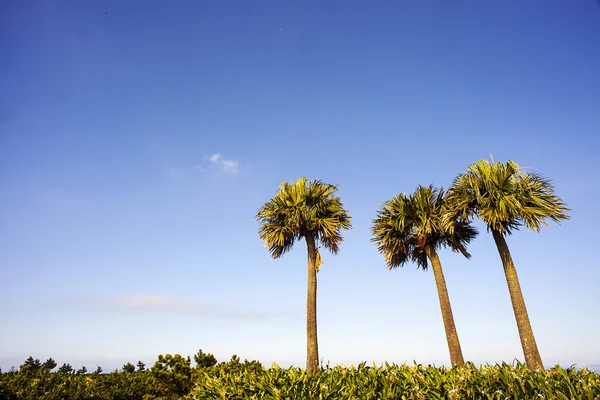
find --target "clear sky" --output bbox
[1,0,599,372]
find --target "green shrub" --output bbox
[148,353,193,398]
[189,362,600,400]
[2,355,598,400]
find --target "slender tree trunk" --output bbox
[305,234,319,371]
[492,230,544,370]
[425,246,465,367]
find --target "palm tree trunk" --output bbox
[425,246,465,367]
[305,234,319,371]
[492,230,544,370]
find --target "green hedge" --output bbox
[191,362,599,400]
[1,356,598,400]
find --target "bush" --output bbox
[189,362,600,400]
[1,354,598,400]
[193,350,217,368]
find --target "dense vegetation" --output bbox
[1,353,598,399]
[191,362,600,400]
[0,350,261,400]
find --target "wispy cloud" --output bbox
[164,153,241,181]
[201,153,239,174]
[115,294,194,309]
[56,294,295,321]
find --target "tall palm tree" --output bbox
[371,185,477,367]
[256,177,352,371]
[445,159,569,369]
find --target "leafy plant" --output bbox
[149,353,193,397]
[194,349,218,368]
[2,354,598,399]
[189,361,600,400]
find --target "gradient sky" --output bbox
[1,0,599,372]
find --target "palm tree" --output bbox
[371,185,477,367]
[256,177,352,371]
[445,159,569,369]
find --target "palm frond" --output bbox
[256,177,352,259]
[371,185,478,271]
[446,159,570,236]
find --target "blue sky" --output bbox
[1,0,599,371]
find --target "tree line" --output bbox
[256,158,569,371]
[0,350,262,399]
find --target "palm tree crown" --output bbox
[445,159,570,235]
[256,177,352,260]
[371,185,477,269]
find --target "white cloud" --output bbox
[165,153,241,181]
[204,153,239,174]
[208,153,223,163]
[56,294,295,321]
[115,294,193,309]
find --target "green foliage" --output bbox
[57,363,73,374]
[149,353,193,397]
[371,185,477,270]
[256,177,352,259]
[446,158,570,235]
[194,349,217,368]
[76,366,87,375]
[18,358,41,376]
[137,361,146,372]
[122,362,136,374]
[0,353,195,400]
[214,354,263,375]
[2,354,599,399]
[189,362,600,400]
[42,358,57,372]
